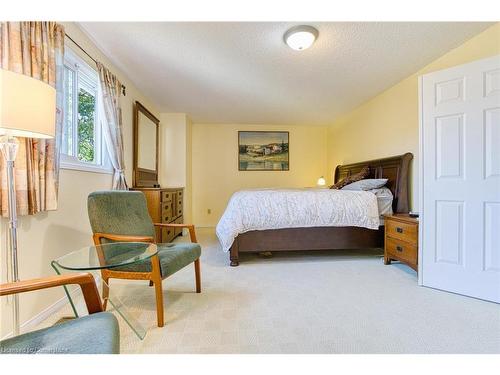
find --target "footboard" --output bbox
[229,226,384,266]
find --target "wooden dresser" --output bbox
[384,214,419,271]
[131,187,184,243]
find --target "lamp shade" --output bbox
[0,68,56,139]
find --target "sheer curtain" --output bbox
[0,22,65,216]
[97,62,128,190]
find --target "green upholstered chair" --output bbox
[0,273,120,354]
[87,190,201,327]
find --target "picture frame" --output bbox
[238,131,289,171]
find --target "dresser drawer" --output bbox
[162,205,173,222]
[162,202,173,213]
[162,226,175,243]
[162,191,173,202]
[386,237,417,264]
[174,216,183,237]
[386,219,418,245]
[176,196,183,216]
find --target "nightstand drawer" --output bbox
[386,237,417,264]
[386,220,418,245]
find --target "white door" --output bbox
[420,55,500,303]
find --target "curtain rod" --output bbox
[65,33,126,96]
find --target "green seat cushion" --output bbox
[111,242,201,278]
[0,312,119,354]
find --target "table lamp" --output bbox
[317,176,326,187]
[0,68,56,335]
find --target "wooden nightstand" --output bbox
[384,214,419,271]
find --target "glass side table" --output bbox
[51,242,158,340]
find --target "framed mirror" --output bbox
[133,101,160,187]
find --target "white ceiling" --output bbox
[79,22,492,125]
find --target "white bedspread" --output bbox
[216,188,380,252]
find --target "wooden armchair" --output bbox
[0,273,120,354]
[87,191,201,327]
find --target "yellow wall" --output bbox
[327,23,500,210]
[159,113,193,223]
[192,124,328,227]
[0,22,160,337]
[186,116,193,226]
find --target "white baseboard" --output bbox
[1,286,78,340]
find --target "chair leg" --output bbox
[102,276,109,311]
[194,258,201,293]
[151,255,164,327]
[153,278,164,327]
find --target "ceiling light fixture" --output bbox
[284,25,319,51]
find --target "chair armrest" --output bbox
[0,273,103,314]
[93,233,155,245]
[153,223,194,229]
[153,223,197,243]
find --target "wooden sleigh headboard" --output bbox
[334,153,413,213]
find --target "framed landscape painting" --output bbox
[238,131,289,171]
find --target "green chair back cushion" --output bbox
[88,190,155,238]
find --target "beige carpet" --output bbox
[45,228,500,354]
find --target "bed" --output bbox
[218,153,413,266]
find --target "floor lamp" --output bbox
[0,68,56,336]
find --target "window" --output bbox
[60,47,111,173]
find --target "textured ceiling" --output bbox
[79,22,492,125]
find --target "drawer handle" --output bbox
[396,245,403,252]
[396,227,404,233]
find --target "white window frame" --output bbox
[60,46,112,174]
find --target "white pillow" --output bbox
[341,178,388,191]
[369,187,394,216]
